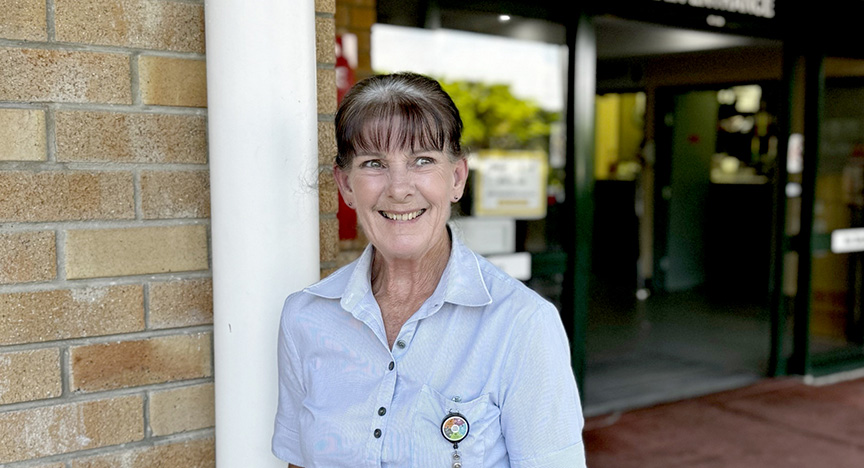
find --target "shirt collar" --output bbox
[304,226,493,312]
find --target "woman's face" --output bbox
[334,148,468,262]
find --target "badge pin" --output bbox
[440,412,469,443]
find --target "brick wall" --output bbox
[0,0,214,464]
[318,0,341,276]
[0,0,336,466]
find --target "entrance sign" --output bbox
[831,227,864,254]
[473,150,548,219]
[652,0,776,19]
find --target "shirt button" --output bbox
[396,340,406,349]
[374,428,382,438]
[388,361,395,371]
[378,407,387,416]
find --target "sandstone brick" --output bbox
[139,56,207,107]
[0,0,46,40]
[0,171,134,222]
[317,68,337,115]
[0,285,143,345]
[69,437,214,468]
[0,395,143,464]
[0,48,131,104]
[320,216,339,262]
[0,348,61,404]
[316,0,336,14]
[0,108,46,161]
[55,111,207,163]
[319,170,338,214]
[318,121,336,165]
[65,225,209,279]
[149,278,212,329]
[55,0,205,53]
[32,463,66,468]
[141,170,210,219]
[0,231,56,284]
[70,332,212,392]
[316,17,336,64]
[149,383,214,435]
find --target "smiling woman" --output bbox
[272,72,586,468]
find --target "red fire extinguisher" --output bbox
[335,35,358,240]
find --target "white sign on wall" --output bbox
[473,150,548,219]
[831,228,864,254]
[653,0,776,19]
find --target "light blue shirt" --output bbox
[272,233,586,467]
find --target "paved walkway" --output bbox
[583,376,864,467]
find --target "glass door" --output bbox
[809,60,864,369]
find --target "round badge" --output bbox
[440,413,469,443]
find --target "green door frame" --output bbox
[787,49,825,376]
[563,13,595,394]
[767,43,797,376]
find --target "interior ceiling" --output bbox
[376,2,782,59]
[594,17,781,59]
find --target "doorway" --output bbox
[584,66,780,415]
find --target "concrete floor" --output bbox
[583,288,771,416]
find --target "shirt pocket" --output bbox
[412,384,501,467]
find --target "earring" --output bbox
[346,201,353,208]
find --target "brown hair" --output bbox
[334,72,463,169]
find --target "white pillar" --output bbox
[204,0,319,466]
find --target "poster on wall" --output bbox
[473,150,548,219]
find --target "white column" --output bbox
[204,0,320,466]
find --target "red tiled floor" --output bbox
[584,377,864,468]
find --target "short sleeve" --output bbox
[499,301,586,468]
[272,296,306,465]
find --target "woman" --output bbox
[272,72,586,467]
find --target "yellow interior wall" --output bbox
[595,93,646,180]
[595,94,620,180]
[618,93,645,162]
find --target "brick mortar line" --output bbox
[55,228,66,282]
[0,378,214,416]
[143,386,152,438]
[45,0,55,42]
[0,218,210,232]
[0,38,206,59]
[0,427,216,468]
[0,162,210,171]
[0,325,215,357]
[0,101,208,116]
[143,283,151,329]
[0,269,212,295]
[60,346,70,398]
[133,169,143,221]
[130,51,142,106]
[45,104,57,163]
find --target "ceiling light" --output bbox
[706,15,726,27]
